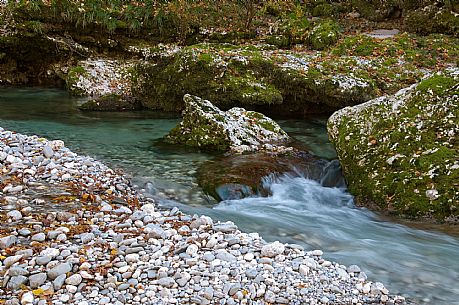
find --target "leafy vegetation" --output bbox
[5,0,279,40]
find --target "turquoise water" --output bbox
[1,87,459,304]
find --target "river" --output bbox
[1,87,458,305]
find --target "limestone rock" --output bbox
[47,263,72,280]
[166,94,289,152]
[0,235,17,249]
[328,68,459,222]
[261,241,285,257]
[29,273,47,289]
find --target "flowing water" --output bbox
[1,87,458,304]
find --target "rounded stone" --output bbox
[65,274,82,286]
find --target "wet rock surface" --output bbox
[197,150,343,201]
[0,127,405,304]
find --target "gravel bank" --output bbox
[0,127,406,305]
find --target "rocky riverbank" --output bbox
[0,128,406,304]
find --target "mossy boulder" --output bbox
[406,5,459,37]
[307,19,341,50]
[311,3,339,17]
[328,68,459,223]
[133,43,383,116]
[264,9,311,47]
[349,0,458,31]
[350,0,426,21]
[133,45,283,112]
[166,94,290,152]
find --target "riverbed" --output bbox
[1,87,458,304]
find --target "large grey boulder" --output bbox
[328,68,459,222]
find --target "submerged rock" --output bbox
[197,150,333,201]
[166,94,290,152]
[78,94,142,111]
[328,68,459,222]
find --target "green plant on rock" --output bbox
[262,0,296,17]
[310,1,340,17]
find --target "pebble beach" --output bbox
[0,127,406,305]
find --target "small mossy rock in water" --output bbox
[307,19,341,50]
[328,68,459,223]
[166,94,290,152]
[78,94,142,111]
[197,150,334,201]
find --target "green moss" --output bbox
[246,111,276,132]
[66,66,88,95]
[312,3,337,17]
[332,33,459,70]
[265,35,291,48]
[23,20,44,34]
[198,52,214,63]
[222,74,283,106]
[264,7,310,47]
[307,19,340,50]
[329,70,459,222]
[417,75,458,95]
[332,35,378,56]
[406,6,459,37]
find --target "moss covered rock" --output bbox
[350,0,427,21]
[328,68,459,222]
[311,3,339,18]
[264,9,311,47]
[133,43,385,115]
[406,5,459,37]
[307,19,341,50]
[133,45,284,112]
[166,94,290,152]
